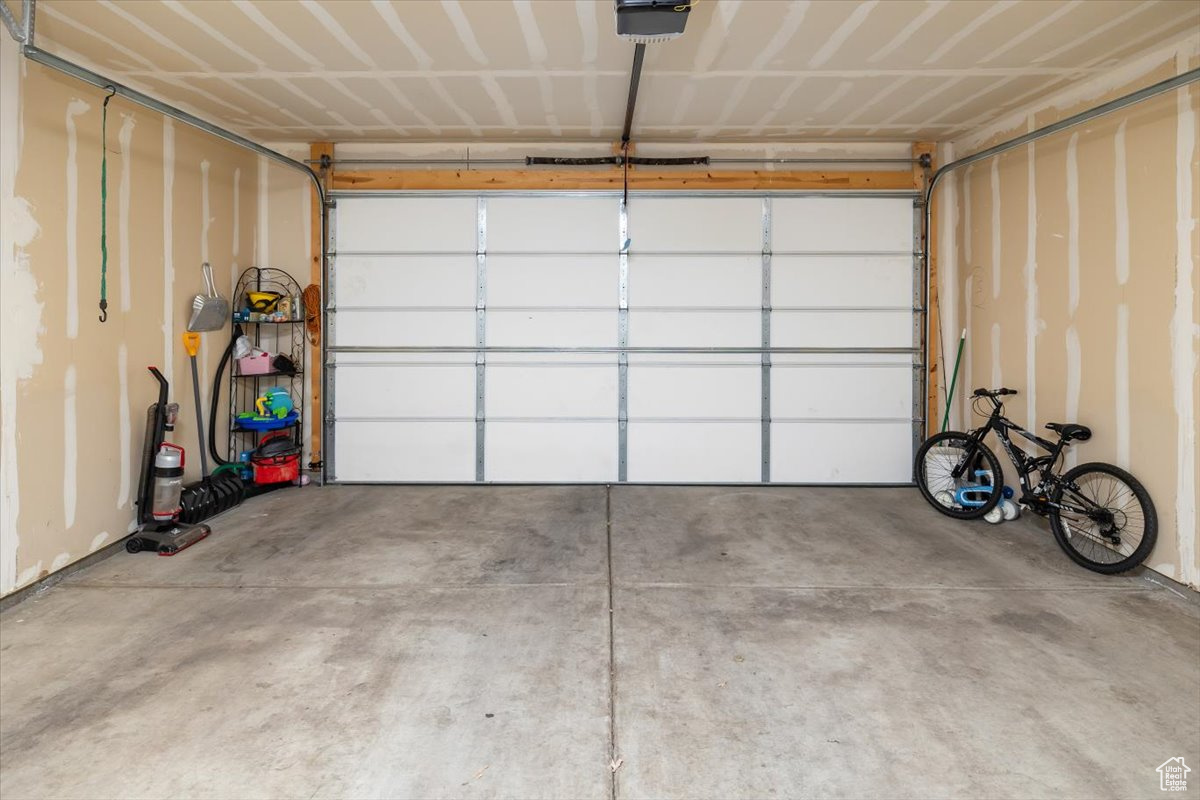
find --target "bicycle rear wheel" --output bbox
[914,431,1003,520]
[1049,462,1157,574]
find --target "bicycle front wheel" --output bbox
[914,431,1003,520]
[1049,462,1157,574]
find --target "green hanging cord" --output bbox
[99,86,116,323]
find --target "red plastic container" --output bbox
[252,451,299,484]
[251,433,301,485]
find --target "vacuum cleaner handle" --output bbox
[147,366,168,406]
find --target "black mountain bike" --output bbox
[914,387,1157,574]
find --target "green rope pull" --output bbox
[99,86,116,323]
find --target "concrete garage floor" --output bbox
[1,486,1198,800]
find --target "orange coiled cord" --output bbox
[302,284,321,346]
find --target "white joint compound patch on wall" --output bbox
[200,159,211,263]
[1173,68,1197,587]
[90,531,109,552]
[0,33,41,595]
[990,322,1002,389]
[118,114,135,311]
[1067,132,1081,316]
[1065,325,1081,470]
[65,99,90,340]
[163,119,175,387]
[991,159,1001,299]
[63,365,77,530]
[1115,303,1130,469]
[1114,120,1130,285]
[1024,139,1038,440]
[232,166,241,259]
[257,155,268,266]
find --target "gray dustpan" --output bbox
[188,262,229,332]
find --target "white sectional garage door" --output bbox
[327,193,919,484]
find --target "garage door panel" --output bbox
[330,193,917,484]
[772,197,913,253]
[771,364,913,419]
[488,255,617,308]
[771,421,912,483]
[772,310,911,348]
[487,362,617,418]
[772,255,911,308]
[336,310,476,347]
[336,364,476,418]
[629,198,763,252]
[629,311,760,348]
[486,422,617,482]
[627,422,760,482]
[336,421,475,482]
[629,255,760,308]
[488,310,617,348]
[334,255,476,308]
[628,365,759,418]
[486,197,617,253]
[336,197,477,253]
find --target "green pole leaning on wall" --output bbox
[941,329,966,433]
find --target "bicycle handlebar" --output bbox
[973,387,1018,397]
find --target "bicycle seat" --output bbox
[1045,422,1092,442]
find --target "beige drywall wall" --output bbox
[0,34,311,597]
[939,37,1199,588]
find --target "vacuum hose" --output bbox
[208,323,243,466]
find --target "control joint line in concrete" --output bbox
[606,484,619,800]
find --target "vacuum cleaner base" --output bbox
[126,522,211,556]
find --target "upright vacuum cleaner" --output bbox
[126,367,211,555]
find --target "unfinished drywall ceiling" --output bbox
[26,0,1200,142]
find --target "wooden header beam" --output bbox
[330,168,918,193]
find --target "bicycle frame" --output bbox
[960,398,1096,517]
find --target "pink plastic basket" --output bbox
[236,352,271,375]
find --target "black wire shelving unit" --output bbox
[228,267,305,467]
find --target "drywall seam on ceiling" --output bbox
[827,77,913,137]
[925,0,1018,65]
[64,98,89,340]
[574,0,602,136]
[808,1,877,68]
[0,32,41,597]
[1172,58,1197,587]
[63,365,77,530]
[958,34,1200,152]
[980,0,1082,64]
[162,118,175,389]
[1031,0,1154,66]
[440,0,489,66]
[117,113,133,311]
[96,0,281,129]
[870,0,947,64]
[698,0,811,139]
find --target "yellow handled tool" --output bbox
[182,331,200,358]
[181,331,210,477]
